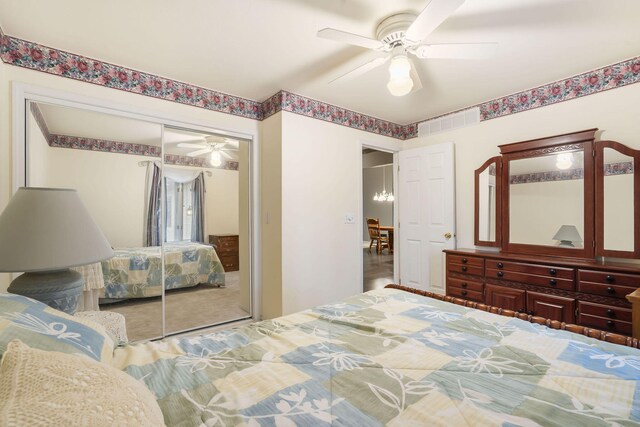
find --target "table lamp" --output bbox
[0,188,114,314]
[552,225,583,247]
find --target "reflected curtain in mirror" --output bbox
[191,173,206,243]
[144,162,162,247]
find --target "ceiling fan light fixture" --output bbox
[209,150,223,167]
[387,53,414,96]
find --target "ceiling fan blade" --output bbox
[177,142,208,149]
[414,43,498,59]
[404,0,466,43]
[317,28,384,50]
[329,56,388,84]
[186,148,213,157]
[220,150,233,159]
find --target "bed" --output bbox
[100,241,225,300]
[106,285,640,426]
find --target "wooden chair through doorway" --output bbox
[367,218,390,254]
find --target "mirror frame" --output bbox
[474,156,502,247]
[596,140,640,258]
[499,129,597,259]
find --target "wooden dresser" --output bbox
[445,249,640,336]
[209,234,239,272]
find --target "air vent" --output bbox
[417,107,480,138]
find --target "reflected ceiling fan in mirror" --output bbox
[318,0,497,96]
[176,136,238,167]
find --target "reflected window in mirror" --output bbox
[509,150,585,248]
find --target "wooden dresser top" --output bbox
[444,249,640,275]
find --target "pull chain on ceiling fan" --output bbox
[318,0,497,96]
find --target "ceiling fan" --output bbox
[318,0,497,96]
[176,136,238,167]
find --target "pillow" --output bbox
[0,293,114,363]
[0,340,165,427]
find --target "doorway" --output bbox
[362,148,395,291]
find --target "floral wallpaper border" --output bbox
[262,91,408,139]
[3,28,639,141]
[49,134,162,157]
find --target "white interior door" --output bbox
[398,142,455,293]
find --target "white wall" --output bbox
[279,112,398,315]
[0,66,259,293]
[260,113,282,319]
[402,83,640,251]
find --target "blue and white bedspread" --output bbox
[113,288,640,426]
[101,241,225,299]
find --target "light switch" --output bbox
[345,213,356,224]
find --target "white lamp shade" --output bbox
[552,225,583,243]
[0,188,114,272]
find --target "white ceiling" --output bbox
[5,0,640,124]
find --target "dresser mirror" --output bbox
[475,128,640,260]
[508,150,585,248]
[596,141,640,258]
[474,156,501,246]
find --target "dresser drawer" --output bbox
[578,301,631,322]
[486,268,574,291]
[447,285,483,302]
[448,262,484,276]
[447,277,483,292]
[219,254,239,266]
[577,281,636,299]
[447,254,484,268]
[578,270,640,287]
[487,260,574,280]
[578,313,632,336]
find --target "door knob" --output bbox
[444,232,453,239]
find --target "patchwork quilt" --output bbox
[113,288,640,426]
[101,241,225,299]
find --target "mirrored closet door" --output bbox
[24,98,253,341]
[26,101,164,341]
[162,126,252,334]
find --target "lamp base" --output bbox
[8,269,84,315]
[557,240,576,247]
